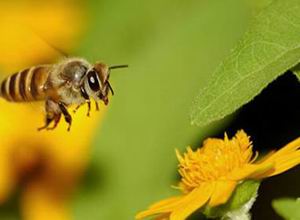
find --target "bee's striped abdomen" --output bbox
[0,65,51,102]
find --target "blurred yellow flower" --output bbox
[0,100,105,220]
[136,130,300,220]
[0,1,103,220]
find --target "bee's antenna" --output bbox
[109,64,129,70]
[107,81,114,95]
[106,64,127,95]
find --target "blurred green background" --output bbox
[73,0,256,219]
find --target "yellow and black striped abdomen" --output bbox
[0,65,51,102]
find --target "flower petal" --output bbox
[149,196,183,210]
[260,138,300,163]
[270,152,300,175]
[136,196,183,219]
[228,162,274,181]
[250,138,300,179]
[274,138,300,155]
[253,152,300,179]
[170,183,213,220]
[208,181,237,206]
[154,213,170,220]
[255,151,276,164]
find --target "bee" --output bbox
[0,57,128,131]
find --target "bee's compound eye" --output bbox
[87,70,100,92]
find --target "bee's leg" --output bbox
[38,99,61,131]
[73,103,84,114]
[73,101,91,117]
[80,87,91,117]
[95,101,99,111]
[86,100,91,117]
[58,103,72,131]
[46,114,62,130]
[37,114,54,131]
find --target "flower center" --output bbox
[177,131,255,193]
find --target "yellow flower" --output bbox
[136,130,300,220]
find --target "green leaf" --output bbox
[191,0,300,127]
[272,198,300,220]
[203,180,260,219]
[291,63,300,80]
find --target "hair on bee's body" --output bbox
[44,58,91,105]
[0,57,128,131]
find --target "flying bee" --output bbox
[0,57,128,131]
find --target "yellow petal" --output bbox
[149,196,184,210]
[136,196,183,219]
[208,181,237,206]
[21,182,70,220]
[254,150,276,164]
[154,213,170,220]
[235,130,252,151]
[276,137,300,154]
[261,138,300,163]
[170,183,213,220]
[228,163,274,180]
[175,149,184,163]
[272,152,300,175]
[250,138,300,179]
[253,152,300,179]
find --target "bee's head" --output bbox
[83,62,128,105]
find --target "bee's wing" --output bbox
[30,28,70,58]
